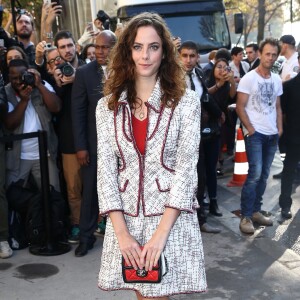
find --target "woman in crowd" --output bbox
[206,58,236,215]
[80,43,96,63]
[1,46,28,84]
[95,12,206,300]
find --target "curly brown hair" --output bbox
[105,12,185,110]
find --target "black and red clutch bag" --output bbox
[122,250,167,283]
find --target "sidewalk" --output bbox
[0,152,299,300]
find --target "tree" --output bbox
[225,0,288,45]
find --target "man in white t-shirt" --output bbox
[236,38,283,234]
[273,35,299,179]
[4,59,61,191]
[279,35,299,82]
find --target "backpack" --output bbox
[7,180,69,246]
[8,211,28,250]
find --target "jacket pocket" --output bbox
[118,179,129,192]
[155,178,170,192]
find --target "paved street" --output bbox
[1,151,299,300]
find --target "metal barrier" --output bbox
[0,130,71,256]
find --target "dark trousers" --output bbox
[0,135,8,241]
[225,109,238,152]
[279,143,300,209]
[197,136,221,225]
[79,154,99,244]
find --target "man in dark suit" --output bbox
[179,40,222,233]
[245,43,260,71]
[71,30,116,257]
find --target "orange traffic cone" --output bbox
[227,128,248,187]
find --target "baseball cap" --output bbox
[280,35,296,46]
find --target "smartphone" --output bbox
[225,66,231,72]
[43,0,51,4]
[87,22,93,32]
[0,39,4,48]
[51,0,62,14]
[51,0,61,5]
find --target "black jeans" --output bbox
[279,143,300,209]
[197,135,221,225]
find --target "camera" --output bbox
[21,71,35,87]
[44,43,53,50]
[16,8,27,15]
[44,43,52,49]
[225,66,231,72]
[96,10,110,30]
[56,62,74,77]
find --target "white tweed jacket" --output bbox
[96,81,201,216]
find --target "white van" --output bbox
[116,0,232,53]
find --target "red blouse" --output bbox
[131,114,148,155]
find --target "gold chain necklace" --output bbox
[139,101,145,119]
[134,97,146,120]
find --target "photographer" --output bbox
[15,11,36,66]
[0,7,36,66]
[3,59,61,191]
[77,10,110,48]
[52,30,85,244]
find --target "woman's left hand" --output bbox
[140,229,169,271]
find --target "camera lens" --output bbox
[21,71,35,87]
[57,62,75,77]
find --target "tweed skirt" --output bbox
[98,208,207,298]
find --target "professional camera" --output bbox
[96,10,110,30]
[56,62,74,77]
[16,8,27,15]
[21,71,35,87]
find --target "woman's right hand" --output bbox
[117,232,143,270]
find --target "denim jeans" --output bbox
[241,131,278,217]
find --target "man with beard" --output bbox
[71,30,116,256]
[53,30,85,245]
[15,13,36,66]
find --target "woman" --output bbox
[81,43,96,63]
[206,58,236,215]
[1,46,28,84]
[227,47,249,153]
[96,12,206,299]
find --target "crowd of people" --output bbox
[0,2,300,299]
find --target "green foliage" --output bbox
[2,0,43,34]
[225,0,288,45]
